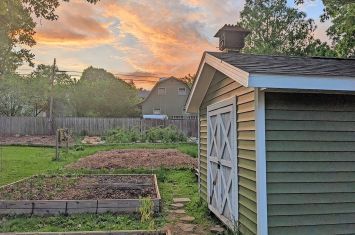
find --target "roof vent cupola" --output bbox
[214,24,250,52]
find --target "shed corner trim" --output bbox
[255,88,268,235]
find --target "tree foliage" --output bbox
[0,0,99,76]
[0,73,27,116]
[237,0,336,57]
[178,74,196,88]
[71,67,141,117]
[320,0,354,57]
[0,66,142,117]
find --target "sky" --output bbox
[19,0,328,90]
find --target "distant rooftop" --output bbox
[207,52,355,77]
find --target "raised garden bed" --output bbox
[0,174,161,216]
[67,149,197,170]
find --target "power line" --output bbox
[15,72,160,82]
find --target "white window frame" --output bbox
[158,87,166,95]
[178,87,187,95]
[153,108,161,114]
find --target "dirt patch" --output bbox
[81,136,105,145]
[67,149,197,170]
[0,175,157,200]
[0,135,74,147]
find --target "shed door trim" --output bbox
[207,96,238,229]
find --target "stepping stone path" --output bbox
[165,197,225,235]
[181,215,195,222]
[210,225,226,234]
[173,198,191,203]
[171,203,184,209]
[171,209,186,214]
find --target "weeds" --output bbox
[104,126,187,144]
[139,197,155,230]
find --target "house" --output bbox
[141,77,195,119]
[186,24,355,235]
[138,89,150,99]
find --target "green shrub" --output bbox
[105,126,187,144]
[145,126,187,143]
[105,128,141,143]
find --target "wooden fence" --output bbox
[0,117,198,137]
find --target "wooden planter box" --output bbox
[0,174,161,216]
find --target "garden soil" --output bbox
[0,175,157,200]
[67,149,197,170]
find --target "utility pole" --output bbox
[48,58,56,135]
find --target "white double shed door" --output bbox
[207,97,238,229]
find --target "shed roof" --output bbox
[186,52,355,113]
[208,52,355,77]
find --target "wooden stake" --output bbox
[48,58,56,135]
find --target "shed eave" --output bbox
[186,52,250,113]
[249,73,355,91]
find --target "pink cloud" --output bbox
[34,1,114,46]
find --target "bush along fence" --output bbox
[0,117,198,137]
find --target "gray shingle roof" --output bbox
[207,52,355,77]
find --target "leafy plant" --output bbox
[139,197,155,230]
[105,126,187,144]
[145,126,187,143]
[105,128,141,143]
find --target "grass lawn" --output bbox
[0,143,197,186]
[0,143,217,232]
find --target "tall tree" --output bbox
[0,73,27,116]
[0,0,99,76]
[237,0,335,56]
[320,0,354,57]
[26,64,74,117]
[179,74,196,88]
[295,0,354,57]
[72,67,141,117]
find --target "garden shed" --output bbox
[186,25,355,235]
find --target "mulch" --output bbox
[0,175,157,200]
[0,135,74,147]
[67,149,197,170]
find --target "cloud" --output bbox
[34,1,115,46]
[30,0,245,89]
[29,0,328,90]
[101,0,226,80]
[118,71,161,88]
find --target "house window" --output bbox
[178,87,187,95]
[153,108,161,114]
[158,87,166,95]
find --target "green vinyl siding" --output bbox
[265,92,355,235]
[199,71,256,234]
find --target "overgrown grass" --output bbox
[0,143,215,232]
[0,213,165,232]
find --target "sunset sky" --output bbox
[19,0,328,89]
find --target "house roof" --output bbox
[141,77,190,104]
[186,52,355,113]
[208,52,355,77]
